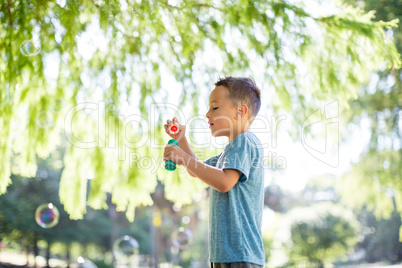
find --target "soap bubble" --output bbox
[113,235,139,260]
[171,227,193,249]
[106,100,117,112]
[172,204,181,212]
[35,203,59,228]
[86,171,94,180]
[36,111,53,128]
[50,98,65,113]
[36,169,48,179]
[70,256,97,268]
[20,39,41,56]
[181,216,191,225]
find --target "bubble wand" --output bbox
[171,125,178,140]
[165,123,180,171]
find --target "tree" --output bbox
[354,208,402,264]
[284,202,360,268]
[264,175,402,265]
[0,170,113,266]
[336,0,402,237]
[0,0,400,220]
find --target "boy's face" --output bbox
[206,86,238,138]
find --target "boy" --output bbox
[163,76,265,267]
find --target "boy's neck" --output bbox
[228,127,249,143]
[228,116,252,143]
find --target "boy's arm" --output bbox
[178,136,198,160]
[178,136,198,177]
[182,157,241,193]
[163,142,240,190]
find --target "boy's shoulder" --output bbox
[226,131,262,150]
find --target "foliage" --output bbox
[264,175,338,213]
[0,161,152,263]
[338,150,399,218]
[354,209,402,264]
[284,202,360,267]
[262,223,274,265]
[264,176,402,266]
[264,184,286,212]
[0,150,214,265]
[0,0,400,220]
[276,175,402,265]
[91,259,114,268]
[337,0,402,235]
[0,172,111,259]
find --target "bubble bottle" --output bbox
[165,123,180,171]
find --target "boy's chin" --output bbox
[210,130,228,138]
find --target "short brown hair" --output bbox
[215,76,261,118]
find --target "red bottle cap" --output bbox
[169,123,180,134]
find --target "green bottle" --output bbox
[165,139,179,171]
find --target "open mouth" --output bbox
[208,122,214,128]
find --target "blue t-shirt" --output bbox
[204,131,265,265]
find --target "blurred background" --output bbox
[0,0,401,267]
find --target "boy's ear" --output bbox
[237,104,248,118]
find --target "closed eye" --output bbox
[213,107,218,110]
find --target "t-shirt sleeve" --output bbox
[220,136,255,183]
[203,154,221,167]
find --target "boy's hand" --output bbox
[163,142,189,166]
[164,117,186,141]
